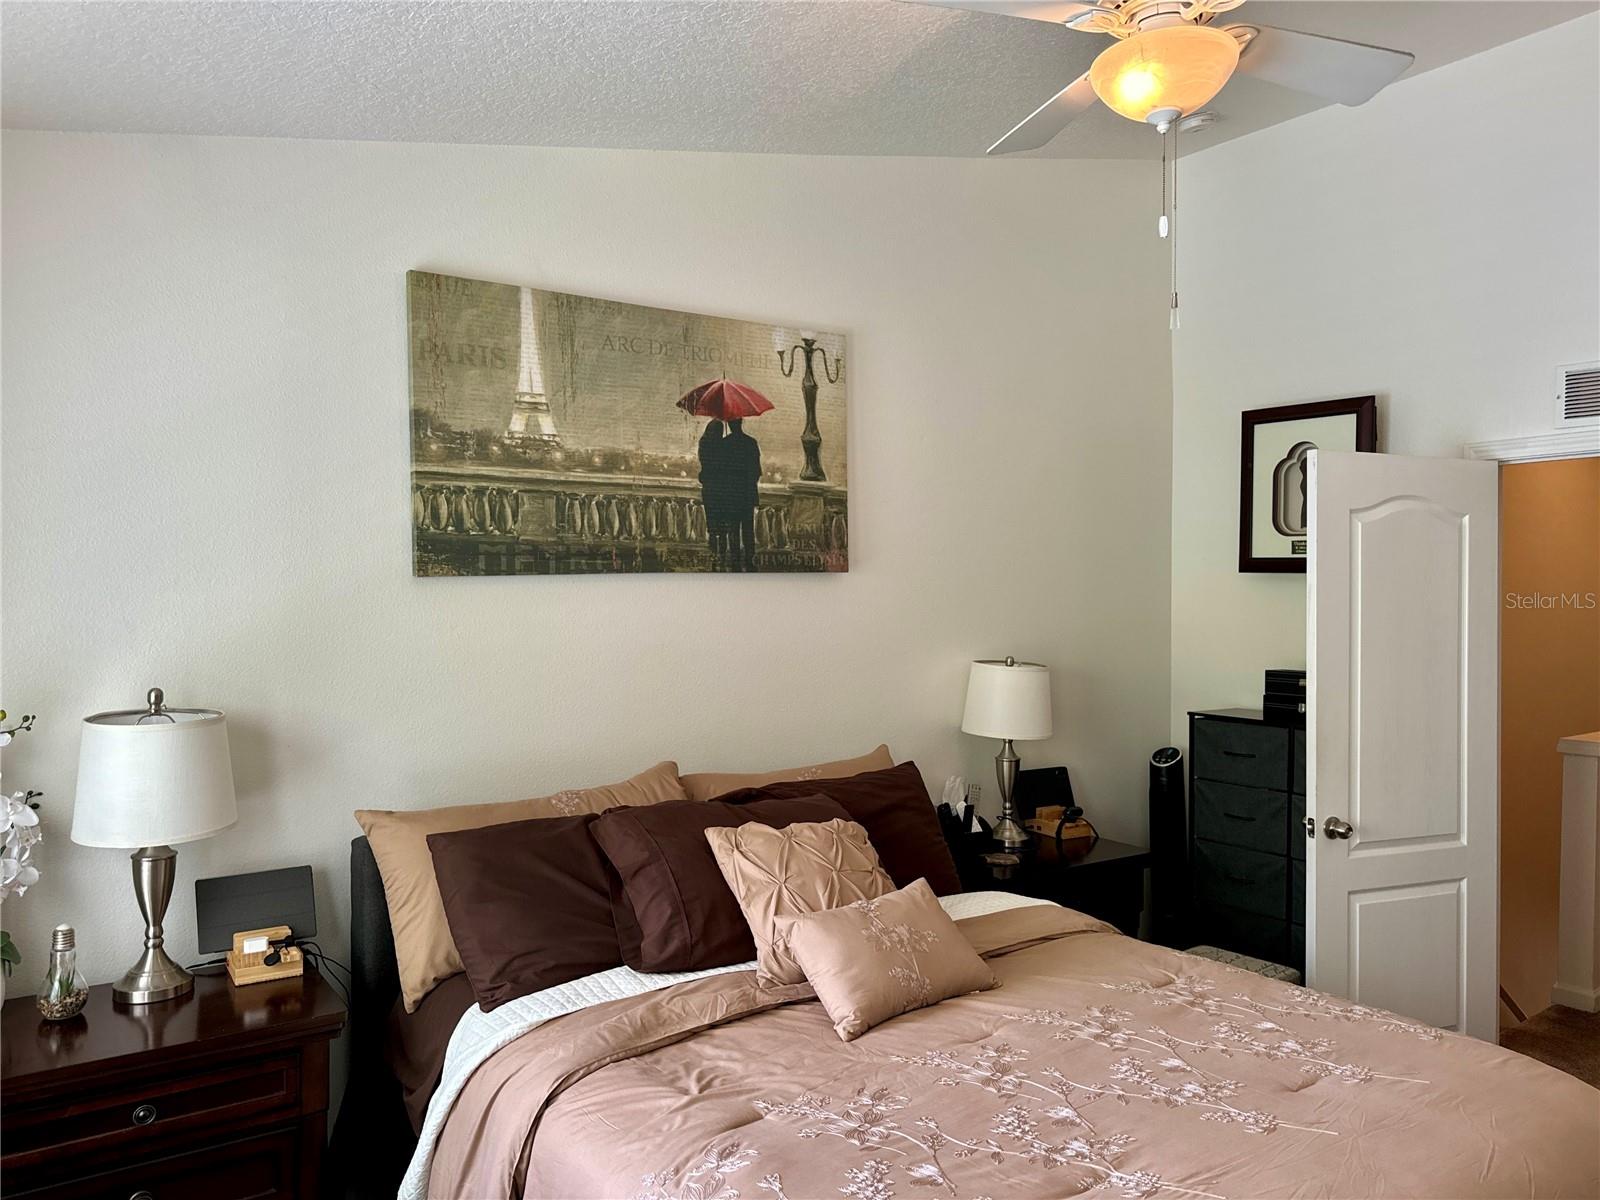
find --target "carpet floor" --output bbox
[1501,1005,1600,1088]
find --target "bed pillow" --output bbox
[720,761,961,896]
[592,793,849,973]
[428,813,623,1013]
[777,878,997,1041]
[681,744,894,802]
[355,760,685,1011]
[706,818,896,986]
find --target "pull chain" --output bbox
[1159,126,1170,240]
[1170,119,1180,331]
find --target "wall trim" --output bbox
[1462,430,1599,463]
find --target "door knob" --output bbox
[1323,816,1354,840]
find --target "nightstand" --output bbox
[1,966,345,1199]
[962,836,1152,936]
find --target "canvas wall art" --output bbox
[408,270,848,576]
[1238,396,1377,572]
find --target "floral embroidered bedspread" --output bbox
[426,901,1600,1200]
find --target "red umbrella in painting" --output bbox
[676,378,775,421]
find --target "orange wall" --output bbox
[1500,456,1600,1023]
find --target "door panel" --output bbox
[1308,450,1498,1041]
[1348,879,1465,1030]
[1351,499,1466,850]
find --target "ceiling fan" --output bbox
[930,0,1415,154]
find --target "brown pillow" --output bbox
[706,818,895,986]
[720,761,961,897]
[777,878,997,1041]
[428,813,623,1013]
[681,744,894,802]
[592,793,849,973]
[355,761,685,1010]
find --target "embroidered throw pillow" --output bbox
[705,818,896,986]
[776,878,997,1041]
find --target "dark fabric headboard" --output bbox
[327,837,413,1200]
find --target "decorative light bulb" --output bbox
[1089,24,1240,125]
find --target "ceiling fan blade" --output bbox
[1230,24,1415,106]
[916,1,1103,25]
[987,72,1098,155]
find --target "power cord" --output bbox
[297,940,353,1009]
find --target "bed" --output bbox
[332,836,1600,1200]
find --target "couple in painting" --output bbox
[697,419,762,572]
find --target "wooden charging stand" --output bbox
[226,924,304,986]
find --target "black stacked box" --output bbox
[1263,668,1306,727]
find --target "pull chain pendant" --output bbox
[1168,121,1180,331]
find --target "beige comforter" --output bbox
[429,905,1600,1199]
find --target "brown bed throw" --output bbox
[427,904,1600,1200]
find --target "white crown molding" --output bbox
[1462,429,1599,463]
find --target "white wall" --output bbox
[0,132,1174,986]
[1170,15,1600,735]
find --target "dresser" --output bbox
[1,967,345,1199]
[1187,709,1306,972]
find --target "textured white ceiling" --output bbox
[2,1,1594,159]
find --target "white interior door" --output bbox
[1307,449,1499,1040]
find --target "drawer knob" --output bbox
[130,1192,154,1200]
[131,1103,158,1126]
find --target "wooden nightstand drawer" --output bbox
[11,1127,298,1200]
[5,1054,299,1165]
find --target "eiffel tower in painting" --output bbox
[505,286,560,446]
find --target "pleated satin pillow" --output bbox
[705,818,895,986]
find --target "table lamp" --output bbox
[72,688,237,1003]
[961,657,1053,850]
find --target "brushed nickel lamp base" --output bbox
[113,844,193,1005]
[992,738,1030,851]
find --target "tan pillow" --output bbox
[356,761,685,1011]
[777,878,997,1041]
[681,744,894,802]
[705,818,895,986]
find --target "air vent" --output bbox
[1559,361,1600,426]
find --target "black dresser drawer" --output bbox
[1290,923,1305,973]
[1290,793,1307,859]
[1193,779,1288,855]
[1291,857,1305,922]
[1193,840,1286,919]
[1199,905,1289,965]
[1192,720,1289,789]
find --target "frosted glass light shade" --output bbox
[72,708,237,848]
[961,660,1053,742]
[1089,25,1240,124]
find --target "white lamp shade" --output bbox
[961,659,1053,741]
[71,708,238,848]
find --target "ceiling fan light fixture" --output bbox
[1089,24,1240,125]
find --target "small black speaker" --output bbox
[1148,747,1186,947]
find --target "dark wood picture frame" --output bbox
[1239,396,1377,573]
